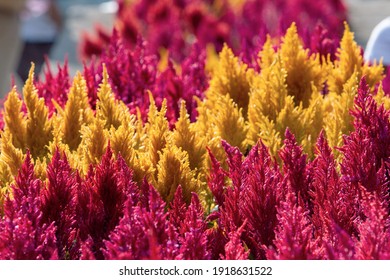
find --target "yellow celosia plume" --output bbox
[328,22,383,95]
[374,83,390,110]
[0,131,25,179]
[207,44,255,117]
[174,101,206,173]
[280,23,324,108]
[3,87,26,150]
[248,53,287,154]
[96,65,129,130]
[324,72,358,157]
[58,72,93,151]
[155,145,200,204]
[23,65,53,159]
[78,118,108,175]
[144,94,171,169]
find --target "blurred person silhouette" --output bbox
[364,16,390,68]
[17,0,62,82]
[0,0,26,98]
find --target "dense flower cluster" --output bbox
[1,75,389,259]
[81,0,346,63]
[1,1,390,259]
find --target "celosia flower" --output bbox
[279,129,310,204]
[310,132,358,248]
[0,152,58,259]
[220,222,249,260]
[103,180,176,260]
[35,58,71,113]
[238,141,283,259]
[340,77,390,192]
[355,188,390,260]
[75,146,138,259]
[176,193,210,260]
[41,149,78,259]
[266,193,316,260]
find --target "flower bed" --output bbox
[1,1,390,260]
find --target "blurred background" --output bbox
[0,0,116,96]
[1,0,390,97]
[50,0,117,75]
[50,0,390,73]
[346,0,390,46]
[51,0,390,74]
